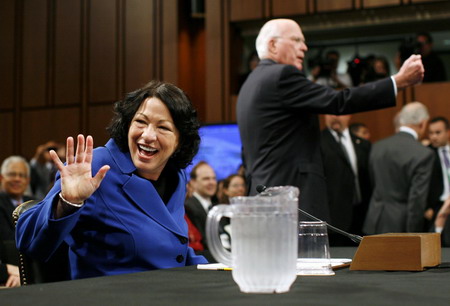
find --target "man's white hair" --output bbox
[398,101,429,126]
[1,155,30,177]
[255,20,282,59]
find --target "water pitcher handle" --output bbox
[206,205,233,267]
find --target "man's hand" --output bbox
[435,197,450,229]
[393,54,424,89]
[5,264,20,287]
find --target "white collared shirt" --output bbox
[438,144,450,201]
[399,126,418,140]
[193,192,212,213]
[329,128,358,176]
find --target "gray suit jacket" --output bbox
[363,132,435,234]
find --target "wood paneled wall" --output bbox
[1,0,449,163]
[0,0,178,162]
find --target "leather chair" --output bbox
[13,200,70,285]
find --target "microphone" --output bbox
[256,184,362,244]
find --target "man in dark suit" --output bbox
[321,115,371,245]
[426,117,450,223]
[363,102,434,234]
[184,161,217,260]
[237,18,424,221]
[0,156,34,242]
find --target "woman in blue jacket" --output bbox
[16,81,208,279]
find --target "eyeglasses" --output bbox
[4,172,28,179]
[274,36,306,45]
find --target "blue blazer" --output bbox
[16,139,207,279]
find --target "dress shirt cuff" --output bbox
[435,226,444,234]
[390,76,397,96]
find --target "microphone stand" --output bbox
[256,184,362,244]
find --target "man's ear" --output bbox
[268,38,277,54]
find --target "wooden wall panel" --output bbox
[363,0,401,8]
[206,0,228,122]
[88,104,115,146]
[0,0,15,110]
[272,0,308,17]
[414,82,450,119]
[162,0,179,84]
[316,0,353,12]
[125,0,154,93]
[411,0,447,3]
[178,19,206,121]
[0,113,15,162]
[230,0,264,22]
[89,0,118,103]
[21,108,80,159]
[54,0,81,106]
[22,0,48,108]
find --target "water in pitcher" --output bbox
[231,211,297,293]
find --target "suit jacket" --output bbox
[237,59,395,221]
[184,196,208,248]
[427,146,445,212]
[363,132,435,234]
[0,193,34,241]
[16,139,207,280]
[320,129,371,231]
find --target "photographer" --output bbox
[416,33,446,83]
[309,50,353,89]
[397,33,446,83]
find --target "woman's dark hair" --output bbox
[107,80,201,169]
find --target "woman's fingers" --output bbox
[75,134,85,164]
[92,165,110,189]
[85,135,94,164]
[49,150,65,171]
[66,136,75,164]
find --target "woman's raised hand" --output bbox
[49,135,110,204]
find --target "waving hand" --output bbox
[50,135,110,205]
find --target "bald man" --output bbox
[237,18,424,222]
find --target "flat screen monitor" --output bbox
[185,123,243,181]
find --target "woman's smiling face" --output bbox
[128,97,180,180]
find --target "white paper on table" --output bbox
[197,258,352,271]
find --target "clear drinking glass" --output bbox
[206,186,299,293]
[297,221,334,275]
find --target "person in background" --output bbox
[363,102,434,234]
[16,81,208,280]
[237,18,424,223]
[219,174,246,204]
[310,50,353,89]
[217,174,246,250]
[185,161,217,261]
[0,156,34,242]
[425,117,450,229]
[321,115,371,245]
[349,122,371,142]
[30,141,65,200]
[416,32,447,83]
[363,56,391,83]
[0,242,20,288]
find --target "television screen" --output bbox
[185,123,243,181]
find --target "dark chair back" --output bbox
[13,200,70,285]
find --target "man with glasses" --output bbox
[0,156,34,242]
[237,18,424,222]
